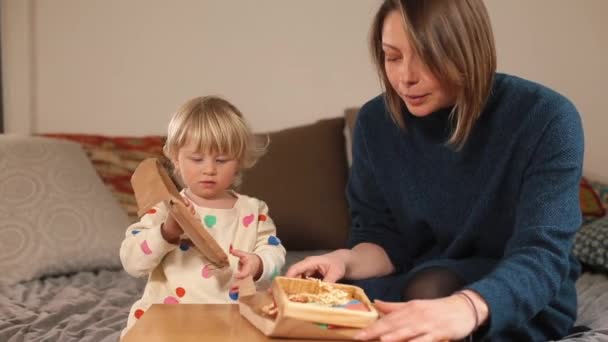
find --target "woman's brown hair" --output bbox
[370,0,496,149]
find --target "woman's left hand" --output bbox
[355,293,484,342]
[230,248,263,281]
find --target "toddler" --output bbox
[120,96,286,336]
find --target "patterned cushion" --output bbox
[574,215,608,273]
[588,179,608,209]
[0,136,131,284]
[580,177,606,222]
[581,179,608,225]
[42,134,169,222]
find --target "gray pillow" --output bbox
[0,136,131,284]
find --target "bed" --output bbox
[1,258,607,341]
[1,133,607,341]
[0,251,325,341]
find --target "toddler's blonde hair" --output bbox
[163,96,267,187]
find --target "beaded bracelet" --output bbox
[455,290,479,339]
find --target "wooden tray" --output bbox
[272,276,378,329]
[238,276,379,340]
[130,158,229,268]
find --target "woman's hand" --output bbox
[230,248,263,280]
[285,249,351,282]
[355,291,487,342]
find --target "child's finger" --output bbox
[180,195,196,215]
[230,248,248,259]
[234,263,252,279]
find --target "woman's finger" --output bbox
[285,258,319,278]
[354,314,399,341]
[373,300,407,314]
[322,268,342,283]
[387,330,431,342]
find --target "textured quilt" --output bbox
[1,270,607,341]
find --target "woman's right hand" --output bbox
[285,249,351,283]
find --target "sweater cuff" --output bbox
[254,252,280,286]
[466,277,512,337]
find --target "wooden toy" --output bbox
[130,158,229,268]
[239,276,378,340]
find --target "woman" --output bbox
[286,0,584,341]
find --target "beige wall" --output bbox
[1,0,381,135]
[2,0,607,180]
[486,0,608,182]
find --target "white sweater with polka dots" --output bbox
[119,192,286,335]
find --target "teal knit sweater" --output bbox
[347,73,584,339]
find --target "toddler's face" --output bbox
[173,141,239,201]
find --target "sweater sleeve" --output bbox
[252,201,286,284]
[119,202,178,277]
[346,108,412,273]
[467,103,584,335]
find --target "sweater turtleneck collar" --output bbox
[403,105,455,143]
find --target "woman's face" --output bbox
[382,10,455,117]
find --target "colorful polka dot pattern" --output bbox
[162,286,186,304]
[127,205,284,308]
[140,240,152,255]
[179,240,190,251]
[228,286,239,301]
[163,296,179,304]
[134,309,144,319]
[201,265,213,279]
[204,215,217,228]
[270,266,280,282]
[242,214,255,228]
[267,236,281,246]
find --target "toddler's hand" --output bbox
[230,248,263,281]
[162,195,195,243]
[180,194,196,216]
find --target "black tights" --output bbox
[402,267,469,341]
[401,266,466,301]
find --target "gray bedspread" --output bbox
[0,270,145,342]
[555,272,608,341]
[1,268,607,341]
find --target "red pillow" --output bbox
[580,177,605,217]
